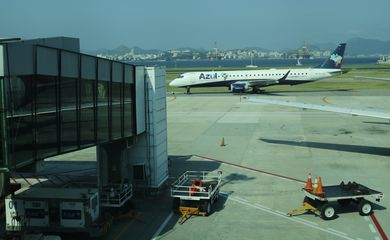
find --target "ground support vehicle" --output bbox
[289,181,384,220]
[171,171,222,224]
[5,183,132,237]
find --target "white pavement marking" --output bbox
[151,212,174,240]
[295,217,319,226]
[356,238,364,240]
[235,196,249,202]
[369,224,377,233]
[275,210,286,215]
[364,216,370,222]
[224,195,355,240]
[327,228,348,236]
[374,236,381,240]
[254,203,271,210]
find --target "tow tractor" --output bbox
[171,171,222,224]
[288,174,384,220]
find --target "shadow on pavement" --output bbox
[260,138,390,157]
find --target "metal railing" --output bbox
[100,184,133,208]
[171,171,222,200]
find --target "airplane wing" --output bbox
[246,70,291,88]
[246,97,390,119]
[354,76,390,81]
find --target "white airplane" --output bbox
[170,43,347,94]
[246,97,390,119]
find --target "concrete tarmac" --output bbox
[42,80,390,240]
[161,86,389,240]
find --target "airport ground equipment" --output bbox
[171,171,222,224]
[4,184,132,237]
[288,175,384,220]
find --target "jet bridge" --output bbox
[0,37,168,198]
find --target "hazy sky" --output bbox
[1,0,389,50]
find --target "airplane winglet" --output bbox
[278,70,290,82]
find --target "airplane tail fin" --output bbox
[315,43,346,69]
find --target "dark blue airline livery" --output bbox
[199,72,218,80]
[315,43,346,69]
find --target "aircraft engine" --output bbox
[230,82,249,93]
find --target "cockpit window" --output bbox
[177,74,185,78]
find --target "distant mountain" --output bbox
[311,42,338,51]
[303,38,390,55]
[83,37,390,57]
[346,38,390,55]
[112,45,132,55]
[131,46,163,55]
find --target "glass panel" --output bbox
[124,65,134,84]
[97,59,110,142]
[98,59,110,81]
[81,55,96,80]
[80,79,95,146]
[6,75,34,167]
[60,77,77,152]
[123,83,133,137]
[8,115,34,167]
[60,51,78,152]
[97,80,109,142]
[80,56,96,147]
[35,75,58,159]
[112,63,123,139]
[111,81,122,139]
[0,77,2,166]
[36,47,58,76]
[124,65,134,137]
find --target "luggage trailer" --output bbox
[289,181,384,220]
[171,171,222,223]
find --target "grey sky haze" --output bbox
[1,0,389,50]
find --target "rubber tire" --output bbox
[337,199,351,207]
[358,199,373,216]
[205,201,212,216]
[320,203,336,220]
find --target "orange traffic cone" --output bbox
[220,137,226,147]
[314,177,324,197]
[304,173,313,191]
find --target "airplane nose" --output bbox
[169,79,178,87]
